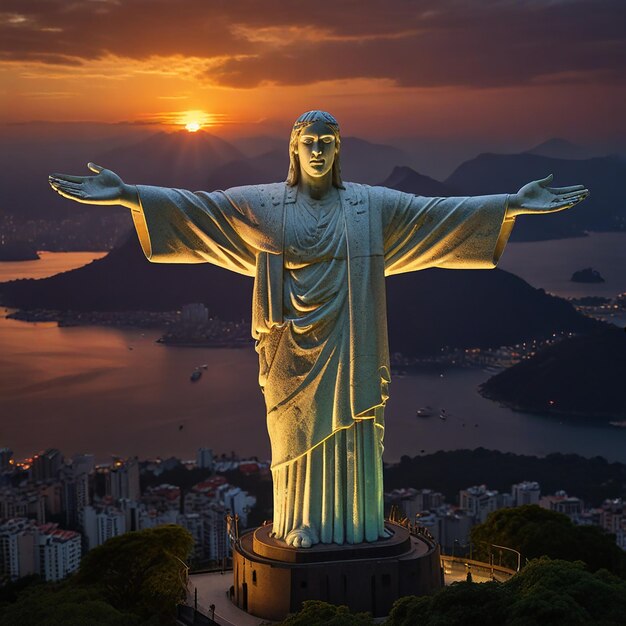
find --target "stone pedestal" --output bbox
[231,521,443,621]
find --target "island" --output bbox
[571,267,605,283]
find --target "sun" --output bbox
[178,110,213,133]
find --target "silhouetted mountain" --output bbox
[1,131,409,225]
[379,166,458,196]
[340,138,409,184]
[384,268,602,355]
[204,148,284,190]
[228,135,285,158]
[5,125,624,247]
[0,123,157,219]
[0,233,252,321]
[481,326,626,420]
[205,137,411,189]
[0,233,603,356]
[96,130,245,190]
[446,153,626,240]
[525,138,595,160]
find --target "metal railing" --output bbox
[440,555,516,582]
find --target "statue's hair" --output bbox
[286,110,344,188]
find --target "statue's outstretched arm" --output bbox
[49,163,139,210]
[506,174,589,218]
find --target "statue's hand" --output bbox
[507,174,589,218]
[49,163,138,209]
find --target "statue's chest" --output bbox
[283,199,346,267]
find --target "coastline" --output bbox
[479,388,626,426]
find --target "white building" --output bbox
[177,513,205,561]
[385,488,445,521]
[459,485,505,523]
[137,508,178,530]
[0,518,80,582]
[411,507,475,553]
[600,499,625,535]
[222,486,256,528]
[83,506,127,550]
[0,518,37,580]
[204,505,228,563]
[511,481,541,507]
[539,491,583,518]
[37,524,81,582]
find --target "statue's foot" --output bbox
[285,526,318,548]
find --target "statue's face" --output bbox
[296,120,337,179]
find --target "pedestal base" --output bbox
[231,521,443,621]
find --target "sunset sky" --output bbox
[1,0,625,143]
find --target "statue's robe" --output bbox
[130,181,515,544]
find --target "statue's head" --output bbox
[286,110,343,188]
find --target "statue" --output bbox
[49,110,588,549]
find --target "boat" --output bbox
[190,370,202,382]
[416,407,434,418]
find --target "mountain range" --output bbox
[444,152,626,240]
[2,128,624,242]
[525,138,601,161]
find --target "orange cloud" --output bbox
[1,0,624,88]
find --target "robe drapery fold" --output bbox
[130,181,515,544]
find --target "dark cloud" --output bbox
[1,0,625,88]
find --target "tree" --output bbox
[275,600,375,625]
[74,524,193,622]
[385,559,626,626]
[470,505,626,576]
[0,584,140,626]
[385,582,507,626]
[506,559,626,625]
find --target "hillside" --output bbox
[378,166,458,196]
[384,448,626,506]
[480,326,626,420]
[446,153,626,240]
[0,233,603,356]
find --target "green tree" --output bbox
[506,559,626,625]
[386,582,507,626]
[0,584,140,626]
[470,505,626,576]
[274,600,375,625]
[385,559,626,626]
[0,573,41,604]
[74,524,193,622]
